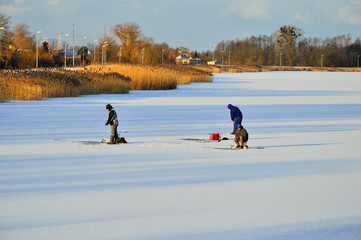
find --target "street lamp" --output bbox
[83,37,87,67]
[0,27,5,59]
[162,49,165,64]
[280,52,282,67]
[142,48,145,64]
[228,51,231,66]
[94,39,98,63]
[102,45,105,65]
[221,51,224,65]
[36,31,42,69]
[119,46,122,64]
[321,54,324,68]
[102,42,108,66]
[105,43,108,65]
[64,34,70,68]
[357,54,359,68]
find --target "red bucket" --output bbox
[210,132,221,141]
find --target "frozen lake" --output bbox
[1,71,361,239]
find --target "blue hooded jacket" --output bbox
[228,104,243,120]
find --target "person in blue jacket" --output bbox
[228,104,243,134]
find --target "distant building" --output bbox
[207,60,222,66]
[176,54,204,65]
[176,55,190,65]
[190,58,205,65]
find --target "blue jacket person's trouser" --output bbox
[233,117,242,134]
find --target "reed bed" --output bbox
[0,64,212,101]
[0,69,130,101]
[86,64,213,91]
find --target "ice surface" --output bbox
[1,71,361,239]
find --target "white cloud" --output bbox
[336,0,361,25]
[46,0,59,7]
[0,0,34,15]
[225,0,273,20]
[294,12,312,24]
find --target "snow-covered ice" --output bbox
[1,71,361,240]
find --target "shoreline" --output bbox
[1,64,360,102]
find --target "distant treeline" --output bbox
[208,25,361,68]
[1,10,360,69]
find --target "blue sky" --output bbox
[1,0,361,51]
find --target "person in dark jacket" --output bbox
[234,126,248,149]
[105,104,119,144]
[228,104,243,134]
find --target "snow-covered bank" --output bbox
[1,71,361,239]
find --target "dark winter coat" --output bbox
[235,127,248,142]
[228,104,243,120]
[106,109,118,126]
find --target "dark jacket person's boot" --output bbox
[107,135,115,144]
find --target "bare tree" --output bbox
[112,22,151,63]
[276,25,303,66]
[11,23,34,68]
[0,13,13,68]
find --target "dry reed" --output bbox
[0,69,130,101]
[0,64,212,101]
[86,64,212,91]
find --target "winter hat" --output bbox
[228,104,233,109]
[106,104,113,110]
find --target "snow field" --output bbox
[1,71,361,239]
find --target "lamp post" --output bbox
[119,46,122,64]
[0,27,5,59]
[162,49,164,64]
[102,42,108,66]
[36,31,42,69]
[228,51,231,66]
[357,54,359,68]
[321,54,324,68]
[280,52,282,67]
[82,37,87,67]
[102,45,105,65]
[94,39,97,63]
[142,48,145,64]
[221,51,224,65]
[105,43,108,65]
[64,34,69,68]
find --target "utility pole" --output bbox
[94,39,98,63]
[72,24,75,67]
[56,32,62,51]
[65,34,70,68]
[83,37,87,67]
